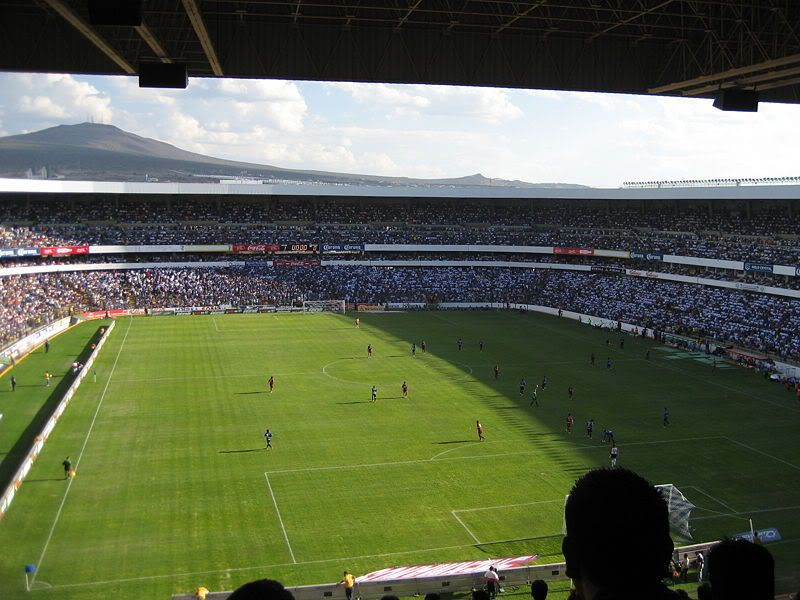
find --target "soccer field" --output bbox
[1,310,799,600]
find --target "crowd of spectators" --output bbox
[1,197,798,263]
[3,266,799,360]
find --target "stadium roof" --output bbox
[1,178,799,201]
[1,1,800,103]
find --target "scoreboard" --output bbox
[231,243,319,254]
[275,243,318,254]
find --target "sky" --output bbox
[1,72,800,187]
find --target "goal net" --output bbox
[656,484,696,540]
[302,300,346,314]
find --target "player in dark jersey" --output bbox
[421,340,427,353]
[402,381,408,398]
[479,340,484,352]
[411,343,416,357]
[367,344,373,358]
[620,338,625,350]
[663,407,670,427]
[457,338,463,351]
[371,385,377,402]
[10,376,16,392]
[494,365,500,380]
[568,385,574,401]
[606,357,612,369]
[264,429,273,449]
[602,429,615,444]
[566,413,574,434]
[646,350,651,360]
[476,420,485,441]
[62,456,72,479]
[586,419,594,439]
[529,386,539,407]
[590,353,596,366]
[519,378,527,395]
[268,375,274,393]
[541,375,548,390]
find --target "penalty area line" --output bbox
[263,473,297,564]
[31,317,133,585]
[451,510,481,544]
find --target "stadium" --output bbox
[1,3,800,600]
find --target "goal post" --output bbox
[302,300,346,314]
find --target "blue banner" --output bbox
[744,262,773,273]
[0,247,39,259]
[735,527,782,544]
[321,243,364,253]
[630,251,663,261]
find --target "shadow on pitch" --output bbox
[337,401,369,404]
[235,391,264,395]
[218,448,263,454]
[433,439,473,444]
[25,477,65,483]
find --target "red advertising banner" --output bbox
[273,259,321,267]
[231,244,280,253]
[553,247,594,256]
[40,245,90,256]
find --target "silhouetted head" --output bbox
[708,538,774,600]
[227,579,295,600]
[562,468,673,596]
[531,579,548,600]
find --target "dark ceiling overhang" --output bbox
[1,1,799,103]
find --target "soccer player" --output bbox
[586,419,594,439]
[568,385,574,401]
[494,365,500,380]
[610,443,619,468]
[264,429,273,449]
[45,339,50,353]
[605,339,610,347]
[541,375,548,390]
[338,571,356,600]
[421,340,427,353]
[620,338,625,350]
[479,339,484,352]
[590,352,596,366]
[371,385,377,402]
[268,375,274,393]
[646,349,651,360]
[402,381,408,398]
[602,429,616,445]
[367,344,373,358]
[566,413,574,434]
[411,343,416,357]
[529,386,539,407]
[195,586,209,600]
[10,376,16,392]
[62,456,72,479]
[457,338,463,351]
[606,357,612,369]
[663,407,670,427]
[476,420,485,441]
[519,378,527,395]
[355,318,360,328]
[44,371,52,387]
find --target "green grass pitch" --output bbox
[0,310,798,600]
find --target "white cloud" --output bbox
[3,73,112,125]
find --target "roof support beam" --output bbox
[684,64,800,96]
[135,22,172,64]
[182,0,223,76]
[650,52,800,94]
[42,0,135,74]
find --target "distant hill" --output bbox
[0,123,589,188]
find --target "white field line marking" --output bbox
[724,436,800,472]
[451,511,481,544]
[684,485,738,514]
[429,440,499,460]
[211,314,220,332]
[31,317,133,584]
[263,473,297,564]
[266,435,726,476]
[38,537,524,591]
[453,498,563,514]
[693,504,800,522]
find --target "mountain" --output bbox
[0,123,589,188]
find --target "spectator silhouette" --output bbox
[531,579,548,600]
[227,579,295,600]
[707,538,774,600]
[562,468,680,600]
